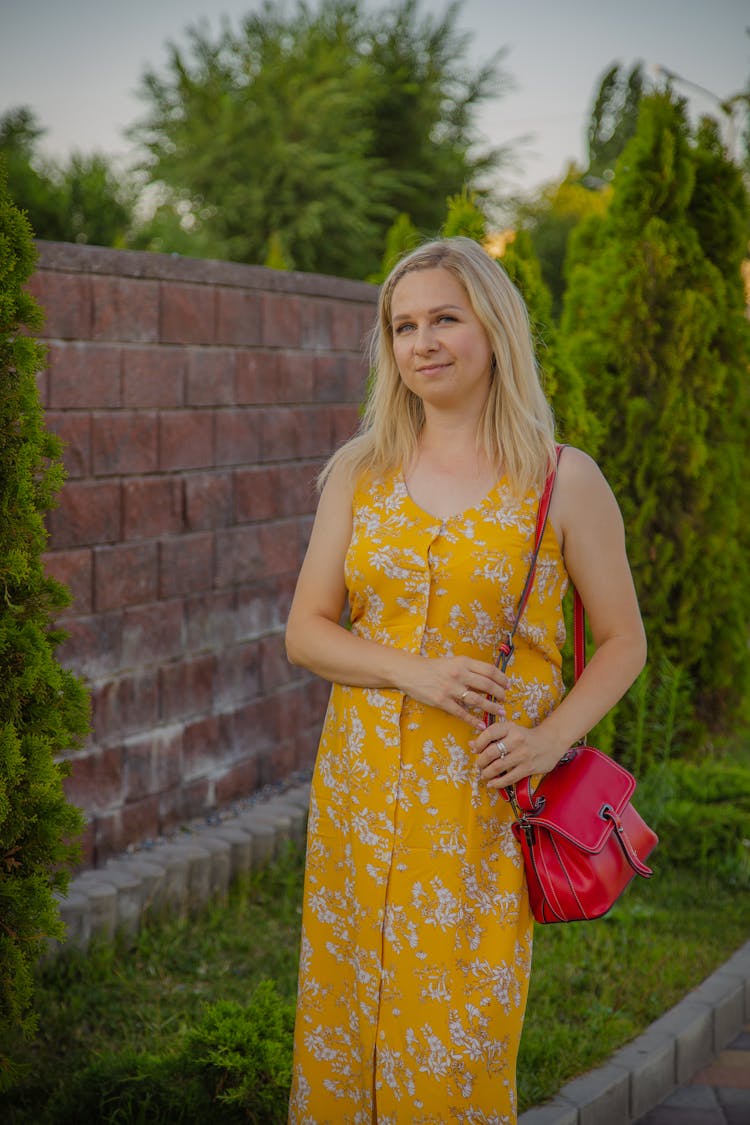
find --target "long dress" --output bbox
[289,467,569,1125]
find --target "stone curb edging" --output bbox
[50,783,312,953]
[519,938,750,1125]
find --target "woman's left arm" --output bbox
[472,447,647,788]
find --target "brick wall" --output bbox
[29,242,377,867]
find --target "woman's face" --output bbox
[389,267,493,414]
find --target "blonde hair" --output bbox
[321,236,556,495]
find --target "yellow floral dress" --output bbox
[289,468,568,1125]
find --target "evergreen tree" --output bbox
[561,92,750,733]
[500,229,598,451]
[0,167,89,1083]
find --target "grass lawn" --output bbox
[2,843,749,1121]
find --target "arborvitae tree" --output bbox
[499,230,598,452]
[0,168,88,1084]
[561,92,750,733]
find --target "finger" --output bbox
[476,738,511,774]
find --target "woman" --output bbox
[285,237,646,1124]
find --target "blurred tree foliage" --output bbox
[586,62,645,182]
[562,91,750,734]
[0,108,133,248]
[127,0,512,278]
[512,63,645,316]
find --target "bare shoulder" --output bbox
[552,446,624,548]
[556,445,617,505]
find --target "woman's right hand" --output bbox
[401,655,509,730]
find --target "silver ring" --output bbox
[461,689,470,704]
[495,740,507,760]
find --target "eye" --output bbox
[393,322,414,335]
[437,314,457,324]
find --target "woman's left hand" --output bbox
[469,720,568,789]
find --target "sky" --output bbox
[0,0,748,200]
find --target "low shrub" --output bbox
[43,979,294,1125]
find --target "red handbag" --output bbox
[490,449,658,924]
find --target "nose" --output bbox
[414,324,439,353]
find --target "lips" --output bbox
[416,362,451,374]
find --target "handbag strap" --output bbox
[493,449,560,673]
[488,444,590,812]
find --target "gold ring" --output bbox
[461,689,469,703]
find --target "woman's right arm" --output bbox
[285,463,508,725]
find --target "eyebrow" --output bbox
[391,303,464,324]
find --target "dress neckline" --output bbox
[396,467,504,524]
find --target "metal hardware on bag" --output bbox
[508,787,523,820]
[518,818,535,847]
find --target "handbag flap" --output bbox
[522,746,637,853]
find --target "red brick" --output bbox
[71,820,96,871]
[161,282,215,345]
[258,406,333,462]
[91,276,159,343]
[184,590,237,651]
[276,462,318,517]
[64,746,124,814]
[300,297,333,349]
[313,353,368,403]
[92,671,159,742]
[30,271,93,340]
[214,409,260,466]
[234,580,277,641]
[183,715,221,781]
[95,795,161,860]
[92,411,158,476]
[43,548,93,615]
[259,631,299,692]
[216,287,262,346]
[214,643,261,708]
[261,293,301,347]
[234,351,279,404]
[159,410,214,470]
[260,519,305,577]
[184,471,233,530]
[46,480,121,548]
[123,476,183,540]
[94,542,159,611]
[215,757,259,804]
[214,525,263,587]
[331,299,373,351]
[123,727,184,802]
[275,687,304,741]
[330,404,360,448]
[56,613,123,679]
[122,346,185,408]
[186,349,236,405]
[221,697,276,756]
[234,466,277,522]
[122,601,185,668]
[47,342,121,409]
[159,533,213,598]
[159,779,211,831]
[160,655,216,721]
[276,351,315,402]
[45,411,91,478]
